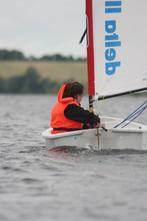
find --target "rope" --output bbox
[114,101,147,128]
[121,106,146,128]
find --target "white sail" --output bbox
[86,0,147,99]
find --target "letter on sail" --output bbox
[86,0,147,99]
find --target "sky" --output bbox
[0,0,86,57]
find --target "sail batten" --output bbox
[86,0,147,99]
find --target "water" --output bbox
[0,94,147,221]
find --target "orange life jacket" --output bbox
[50,84,83,134]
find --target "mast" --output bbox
[86,0,95,112]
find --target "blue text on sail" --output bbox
[105,1,122,76]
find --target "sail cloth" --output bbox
[86,0,147,99]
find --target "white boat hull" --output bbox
[42,117,147,150]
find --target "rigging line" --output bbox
[124,103,147,122]
[114,101,147,128]
[122,106,147,128]
[79,28,87,44]
[114,104,147,128]
[115,105,147,128]
[120,107,146,128]
[116,105,147,128]
[117,103,147,128]
[122,110,145,128]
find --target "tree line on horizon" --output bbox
[0,67,70,94]
[0,49,86,62]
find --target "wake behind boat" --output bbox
[42,0,147,150]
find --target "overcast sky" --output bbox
[0,0,86,57]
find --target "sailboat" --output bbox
[42,0,147,150]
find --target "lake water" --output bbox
[0,94,147,221]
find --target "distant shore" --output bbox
[0,61,87,82]
[0,61,87,94]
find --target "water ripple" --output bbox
[1,95,147,221]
